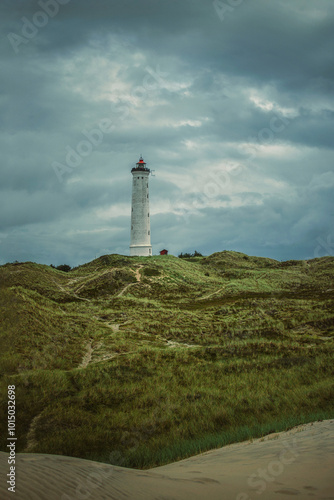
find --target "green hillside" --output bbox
[1,251,334,467]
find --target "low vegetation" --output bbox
[1,251,333,468]
[178,250,203,258]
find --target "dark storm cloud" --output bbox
[0,0,333,264]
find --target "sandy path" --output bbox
[24,414,43,452]
[135,266,143,282]
[78,341,93,368]
[199,287,224,300]
[51,278,91,302]
[0,420,333,499]
[166,340,201,348]
[117,282,134,297]
[117,265,143,297]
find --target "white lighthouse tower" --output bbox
[130,156,152,257]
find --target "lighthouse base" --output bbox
[130,245,152,257]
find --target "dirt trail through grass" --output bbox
[117,283,133,297]
[135,266,142,282]
[52,278,91,302]
[166,340,201,348]
[198,287,225,300]
[24,413,43,452]
[117,265,143,297]
[78,341,93,368]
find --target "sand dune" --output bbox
[1,420,333,500]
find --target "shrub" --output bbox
[179,251,203,258]
[56,264,72,272]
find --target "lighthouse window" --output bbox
[131,225,133,230]
[141,176,143,179]
[147,194,148,198]
[148,230,150,235]
[148,213,149,217]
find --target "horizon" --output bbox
[2,248,333,270]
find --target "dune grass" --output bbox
[0,251,333,468]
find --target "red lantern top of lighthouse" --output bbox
[137,156,146,166]
[131,155,150,173]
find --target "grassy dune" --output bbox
[1,251,334,467]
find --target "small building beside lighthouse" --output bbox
[130,156,152,257]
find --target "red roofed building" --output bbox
[160,249,168,255]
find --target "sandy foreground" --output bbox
[1,419,333,500]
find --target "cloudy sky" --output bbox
[1,0,333,266]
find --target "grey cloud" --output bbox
[0,0,333,265]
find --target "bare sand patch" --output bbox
[0,419,333,500]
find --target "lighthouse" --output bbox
[130,156,152,256]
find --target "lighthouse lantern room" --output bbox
[130,156,152,257]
